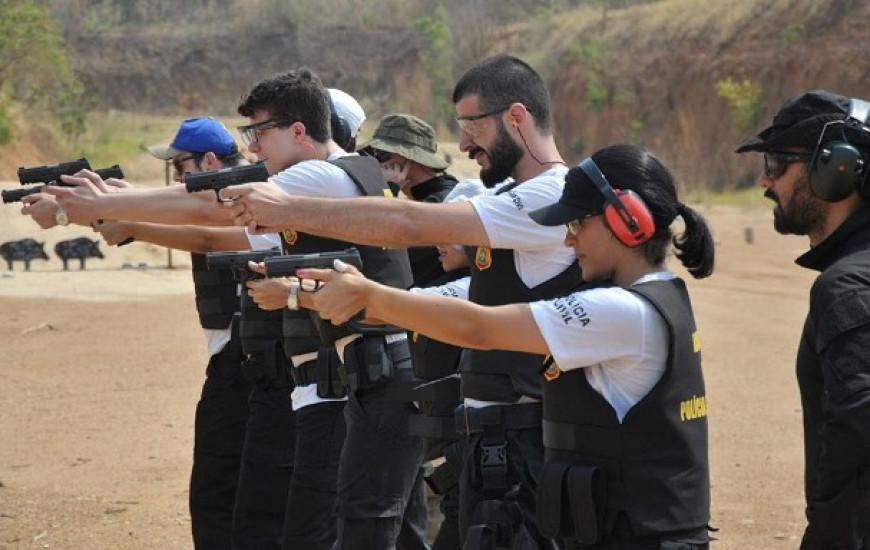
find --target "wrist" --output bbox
[286,279,301,311]
[55,206,70,226]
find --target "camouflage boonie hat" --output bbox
[359,114,449,170]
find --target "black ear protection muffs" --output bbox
[328,95,352,151]
[578,158,656,247]
[809,98,870,201]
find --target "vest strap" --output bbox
[542,419,624,457]
[408,413,459,440]
[454,403,542,436]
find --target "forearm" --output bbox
[102,187,233,226]
[365,284,546,354]
[125,223,250,253]
[285,195,490,248]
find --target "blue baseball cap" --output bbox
[148,117,238,159]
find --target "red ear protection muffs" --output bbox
[578,158,655,247]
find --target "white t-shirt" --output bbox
[528,271,674,422]
[270,151,364,410]
[410,276,470,300]
[468,165,576,289]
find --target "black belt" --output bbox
[290,358,321,387]
[408,414,458,440]
[454,402,542,436]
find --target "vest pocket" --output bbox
[536,461,607,544]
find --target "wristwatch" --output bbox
[55,206,70,226]
[286,279,301,311]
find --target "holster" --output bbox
[536,461,607,544]
[339,335,412,393]
[464,498,524,550]
[241,340,293,388]
[290,346,348,399]
[424,459,459,496]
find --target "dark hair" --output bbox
[237,68,331,143]
[591,144,715,279]
[452,54,552,135]
[191,149,245,171]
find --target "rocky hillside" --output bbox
[54,0,870,189]
[69,24,427,118]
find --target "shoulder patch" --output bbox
[282,229,298,246]
[474,247,492,271]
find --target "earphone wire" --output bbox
[515,124,565,167]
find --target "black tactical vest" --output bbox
[190,252,240,329]
[541,278,710,536]
[278,156,413,352]
[407,174,458,287]
[460,184,581,402]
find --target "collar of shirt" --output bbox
[796,202,870,272]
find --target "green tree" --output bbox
[715,77,764,134]
[414,3,454,129]
[0,0,86,139]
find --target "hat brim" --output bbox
[358,138,449,170]
[147,143,183,160]
[529,201,597,227]
[736,113,846,153]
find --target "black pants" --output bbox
[283,399,347,550]
[431,439,466,550]
[190,338,251,550]
[459,426,554,550]
[335,387,427,550]
[566,513,709,550]
[232,381,295,550]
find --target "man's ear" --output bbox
[291,121,307,142]
[201,152,219,171]
[506,103,526,128]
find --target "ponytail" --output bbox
[673,203,715,279]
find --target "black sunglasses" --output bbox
[362,148,394,163]
[763,152,812,179]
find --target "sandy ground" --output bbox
[0,186,819,548]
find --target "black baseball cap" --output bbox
[736,90,852,153]
[529,162,608,226]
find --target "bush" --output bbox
[715,77,764,134]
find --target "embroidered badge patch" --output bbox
[475,247,492,271]
[543,362,562,382]
[282,229,298,246]
[541,355,562,381]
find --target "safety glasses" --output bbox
[762,152,812,179]
[237,117,295,147]
[455,107,509,137]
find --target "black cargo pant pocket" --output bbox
[536,461,606,544]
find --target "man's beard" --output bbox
[477,122,523,188]
[770,172,826,236]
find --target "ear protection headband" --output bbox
[578,158,656,247]
[809,98,870,201]
[328,95,352,151]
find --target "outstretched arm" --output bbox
[92,221,251,253]
[298,265,548,355]
[228,182,491,248]
[44,171,234,226]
